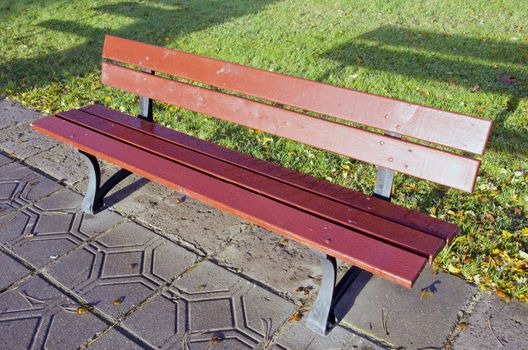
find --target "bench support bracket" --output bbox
[79,151,132,214]
[305,250,362,336]
[373,132,401,200]
[138,69,154,122]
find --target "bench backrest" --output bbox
[101,35,492,192]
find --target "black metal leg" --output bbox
[79,151,132,214]
[305,250,362,336]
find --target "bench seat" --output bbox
[32,105,459,288]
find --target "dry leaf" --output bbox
[76,305,92,315]
[420,290,433,300]
[197,284,207,292]
[457,322,470,330]
[113,296,125,305]
[496,289,511,302]
[484,213,495,222]
[471,85,481,93]
[289,311,303,322]
[176,195,187,204]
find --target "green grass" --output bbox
[1,0,527,302]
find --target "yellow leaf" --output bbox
[112,296,125,305]
[457,322,470,330]
[76,305,92,315]
[420,290,433,299]
[255,129,263,135]
[289,311,303,322]
[104,96,112,102]
[496,289,511,302]
[447,210,456,216]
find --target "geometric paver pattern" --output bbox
[0,156,381,349]
[2,99,526,349]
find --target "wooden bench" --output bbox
[31,35,492,335]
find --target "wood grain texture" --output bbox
[82,104,460,243]
[31,115,427,287]
[102,34,492,155]
[101,62,480,192]
[59,108,445,260]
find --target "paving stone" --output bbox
[86,327,151,350]
[0,250,31,290]
[452,292,528,350]
[135,192,245,256]
[335,265,475,349]
[110,177,173,218]
[0,100,57,160]
[124,260,298,349]
[272,322,382,350]
[0,275,110,349]
[0,99,42,129]
[0,153,13,167]
[0,162,61,214]
[25,143,86,185]
[216,226,320,302]
[46,220,199,320]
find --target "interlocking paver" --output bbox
[0,161,61,216]
[123,260,298,349]
[134,192,245,256]
[272,322,382,350]
[453,292,528,350]
[25,144,87,186]
[336,266,475,349]
[3,190,110,267]
[216,226,320,302]
[0,250,31,290]
[0,275,110,349]
[46,220,199,319]
[0,154,13,167]
[86,327,147,349]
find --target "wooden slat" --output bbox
[31,116,427,287]
[58,108,445,260]
[102,34,493,155]
[101,62,481,192]
[82,104,460,243]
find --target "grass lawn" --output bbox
[1,0,527,302]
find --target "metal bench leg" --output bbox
[305,250,362,335]
[79,151,132,214]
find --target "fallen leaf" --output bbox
[420,290,433,300]
[104,96,112,102]
[176,195,187,204]
[514,207,522,217]
[457,322,470,330]
[496,289,511,302]
[278,238,289,247]
[289,311,303,322]
[497,75,516,85]
[483,213,495,222]
[76,305,92,315]
[112,296,125,305]
[197,284,207,291]
[471,85,481,93]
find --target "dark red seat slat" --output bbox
[82,104,459,243]
[31,115,427,288]
[58,108,445,260]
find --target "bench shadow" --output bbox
[333,270,372,322]
[320,25,527,158]
[103,177,150,209]
[0,0,277,97]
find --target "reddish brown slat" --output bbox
[59,108,445,260]
[82,104,459,243]
[102,34,492,155]
[31,116,427,287]
[101,62,480,192]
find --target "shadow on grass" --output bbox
[321,25,528,158]
[0,0,276,95]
